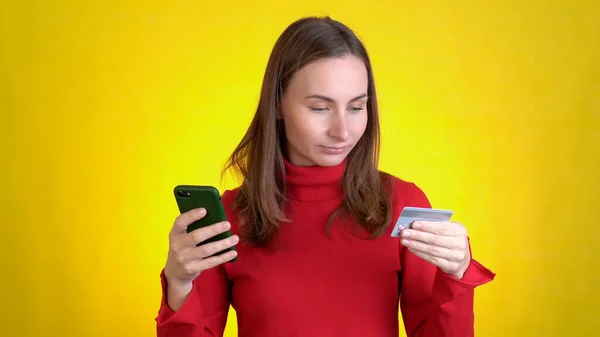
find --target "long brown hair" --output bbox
[222,16,392,247]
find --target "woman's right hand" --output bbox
[164,207,239,300]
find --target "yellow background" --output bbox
[1,1,598,336]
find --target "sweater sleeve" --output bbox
[399,183,496,337]
[155,264,232,337]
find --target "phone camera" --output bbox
[177,190,191,198]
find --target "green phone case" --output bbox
[173,185,237,262]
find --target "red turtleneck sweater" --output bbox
[155,160,495,337]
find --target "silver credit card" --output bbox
[391,206,453,237]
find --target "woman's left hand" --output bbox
[400,221,471,280]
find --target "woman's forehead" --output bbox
[286,56,368,100]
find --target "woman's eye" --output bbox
[310,107,328,112]
[350,107,365,112]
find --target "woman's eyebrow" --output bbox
[303,93,368,103]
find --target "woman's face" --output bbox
[280,55,369,167]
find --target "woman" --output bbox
[156,16,495,337]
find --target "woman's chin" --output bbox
[312,153,347,167]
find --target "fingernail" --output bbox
[401,239,410,245]
[231,235,239,244]
[197,208,206,215]
[412,222,421,229]
[222,221,231,230]
[402,230,410,238]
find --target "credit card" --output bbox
[391,206,453,237]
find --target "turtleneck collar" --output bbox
[282,157,346,202]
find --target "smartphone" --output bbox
[173,185,237,262]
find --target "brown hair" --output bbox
[222,16,392,247]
